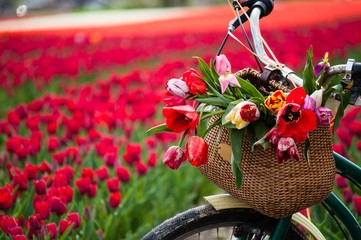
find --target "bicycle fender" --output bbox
[204,194,326,240]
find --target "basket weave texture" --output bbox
[198,119,336,218]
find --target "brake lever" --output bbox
[332,59,361,106]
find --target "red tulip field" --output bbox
[1,1,361,239]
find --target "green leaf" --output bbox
[205,81,232,105]
[322,75,343,105]
[146,123,172,134]
[333,90,351,133]
[231,155,243,189]
[200,117,222,138]
[59,224,75,240]
[195,97,229,108]
[209,59,219,85]
[252,134,270,152]
[302,46,316,94]
[200,110,225,122]
[252,120,271,146]
[303,138,310,163]
[235,76,265,101]
[229,128,245,188]
[195,57,218,89]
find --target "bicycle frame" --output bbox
[212,1,361,239]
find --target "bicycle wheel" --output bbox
[142,204,308,240]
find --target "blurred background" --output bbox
[1,0,226,17]
[1,1,361,239]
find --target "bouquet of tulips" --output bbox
[148,47,349,186]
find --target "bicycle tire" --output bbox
[142,204,307,240]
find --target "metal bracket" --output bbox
[343,58,355,83]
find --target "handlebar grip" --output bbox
[351,62,361,103]
[251,0,274,18]
[352,62,361,79]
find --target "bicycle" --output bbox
[142,0,361,239]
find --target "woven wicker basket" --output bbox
[198,119,336,218]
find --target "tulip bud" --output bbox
[34,179,47,195]
[315,107,333,126]
[67,212,81,228]
[185,136,208,166]
[166,78,189,97]
[215,54,231,75]
[109,192,122,208]
[353,195,361,216]
[314,52,330,76]
[163,146,186,170]
[276,137,300,163]
[240,102,260,122]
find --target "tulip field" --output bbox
[1,1,361,239]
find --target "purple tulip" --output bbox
[302,95,316,111]
[166,78,189,97]
[315,106,333,126]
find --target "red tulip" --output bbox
[28,214,42,230]
[50,197,67,215]
[185,136,208,166]
[75,177,91,195]
[7,110,21,128]
[39,161,52,173]
[109,192,122,208]
[163,146,186,170]
[123,143,141,165]
[59,219,73,235]
[277,103,317,142]
[336,128,353,147]
[67,212,81,228]
[332,143,345,156]
[34,179,47,195]
[88,184,97,198]
[52,151,67,165]
[116,166,131,183]
[0,216,18,235]
[353,195,361,216]
[147,151,157,167]
[163,95,186,107]
[106,177,120,193]
[81,168,94,179]
[182,69,206,95]
[35,200,51,220]
[44,222,57,239]
[0,185,14,210]
[162,105,199,133]
[335,175,347,188]
[10,230,26,240]
[136,161,148,176]
[52,173,69,188]
[343,188,353,203]
[58,186,74,204]
[25,163,39,180]
[12,171,28,191]
[95,166,109,180]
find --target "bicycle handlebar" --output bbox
[229,0,361,106]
